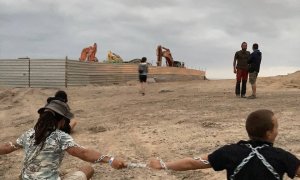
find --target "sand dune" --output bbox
[0,72,300,179]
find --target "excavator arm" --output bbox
[156,45,174,67]
[107,50,123,63]
[79,47,90,62]
[79,43,98,62]
[156,45,184,67]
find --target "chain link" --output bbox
[230,144,280,180]
[194,157,210,165]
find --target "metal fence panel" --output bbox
[0,59,205,87]
[0,59,29,87]
[66,61,89,86]
[30,59,66,88]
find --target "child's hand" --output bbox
[111,157,126,169]
[149,158,162,170]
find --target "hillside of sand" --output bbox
[0,71,300,179]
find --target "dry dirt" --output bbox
[1,71,300,180]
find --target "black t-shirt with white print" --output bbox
[208,140,300,180]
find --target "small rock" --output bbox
[88,126,107,133]
[159,89,174,93]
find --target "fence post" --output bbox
[28,58,31,87]
[65,56,68,88]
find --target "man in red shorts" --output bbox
[233,42,250,98]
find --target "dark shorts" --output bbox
[236,68,248,82]
[139,75,147,82]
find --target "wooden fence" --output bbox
[0,59,206,88]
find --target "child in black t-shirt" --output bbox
[149,109,300,180]
[138,57,148,96]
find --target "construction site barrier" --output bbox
[0,59,206,88]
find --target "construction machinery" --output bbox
[125,58,152,66]
[79,43,98,62]
[106,50,123,63]
[156,45,184,67]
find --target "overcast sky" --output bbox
[0,0,299,78]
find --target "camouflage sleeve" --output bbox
[59,131,80,150]
[16,129,34,147]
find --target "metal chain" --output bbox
[248,144,280,180]
[230,144,280,180]
[194,157,210,165]
[7,141,19,150]
[126,163,147,168]
[158,158,168,170]
[94,154,112,163]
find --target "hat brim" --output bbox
[38,107,74,120]
[38,101,74,120]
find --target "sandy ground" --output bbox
[1,71,300,180]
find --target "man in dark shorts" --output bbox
[150,109,300,180]
[247,43,262,99]
[138,57,148,95]
[233,42,250,98]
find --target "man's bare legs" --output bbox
[251,83,256,96]
[248,83,257,99]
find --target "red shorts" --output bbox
[236,69,248,82]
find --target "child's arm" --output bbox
[0,141,21,155]
[149,155,211,171]
[66,146,126,169]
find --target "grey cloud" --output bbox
[0,0,299,78]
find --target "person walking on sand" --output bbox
[0,100,126,180]
[247,43,262,99]
[138,57,149,96]
[149,109,300,180]
[233,42,250,98]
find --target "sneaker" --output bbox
[247,95,256,99]
[241,95,246,98]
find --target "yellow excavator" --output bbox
[106,50,123,63]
